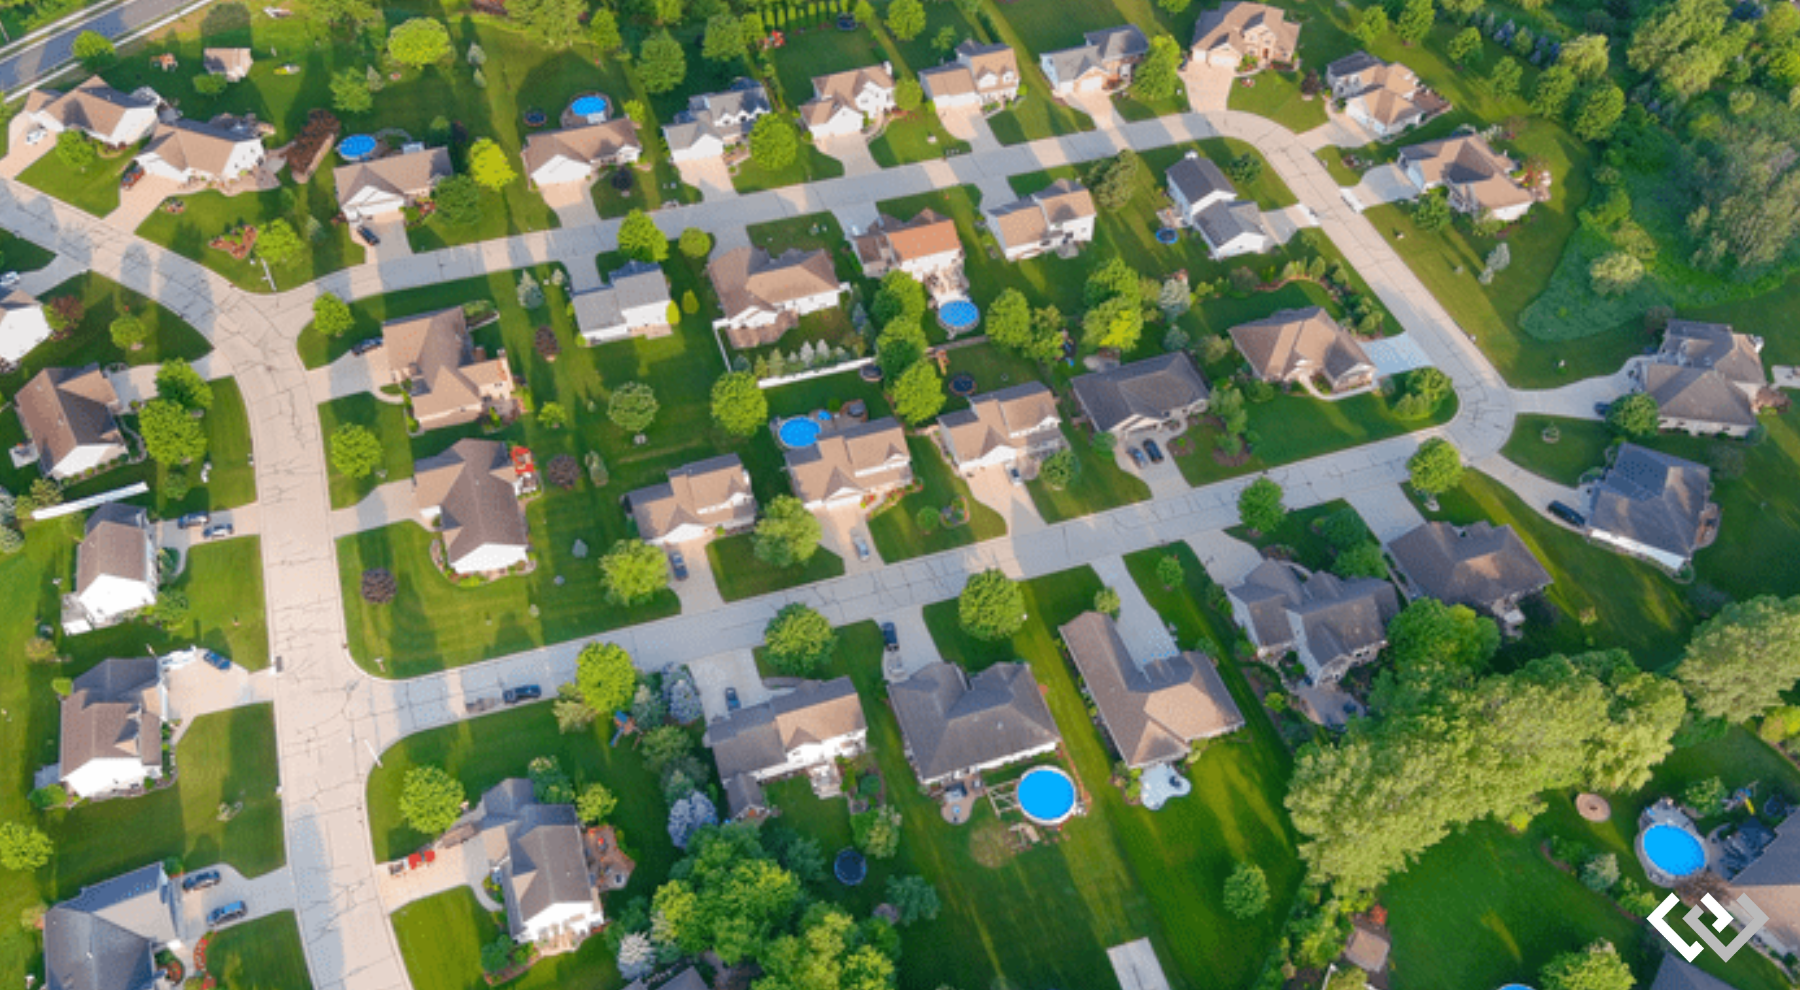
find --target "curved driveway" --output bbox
[0,97,1575,990]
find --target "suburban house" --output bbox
[890,661,1062,787]
[333,145,452,222]
[449,779,604,950]
[800,63,896,137]
[936,382,1065,474]
[852,210,964,288]
[413,438,532,575]
[663,82,771,161]
[1229,560,1400,684]
[1397,134,1534,222]
[1584,443,1719,572]
[1325,52,1435,137]
[0,289,54,364]
[15,364,127,479]
[1058,611,1244,769]
[1194,199,1273,259]
[378,307,516,430]
[58,655,163,798]
[64,503,159,635]
[1229,307,1377,393]
[919,41,1020,108]
[572,261,672,344]
[43,864,181,990]
[1191,2,1301,69]
[1386,521,1552,629]
[707,246,846,350]
[1040,26,1150,96]
[1647,956,1744,990]
[1725,815,1800,957]
[702,677,868,818]
[23,76,159,147]
[987,179,1098,261]
[202,47,253,81]
[1165,152,1237,226]
[134,117,267,184]
[783,417,913,510]
[1071,353,1210,436]
[521,119,643,188]
[625,454,757,546]
[1641,319,1773,437]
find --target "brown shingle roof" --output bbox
[1070,353,1210,434]
[413,439,528,567]
[1192,2,1301,57]
[626,454,755,542]
[890,662,1061,782]
[380,307,513,427]
[1398,135,1532,214]
[784,417,910,505]
[75,503,153,596]
[1228,307,1373,388]
[15,364,122,474]
[937,382,1060,464]
[202,48,253,77]
[60,656,161,778]
[879,209,961,262]
[25,76,154,141]
[138,118,262,178]
[521,119,642,178]
[333,146,452,208]
[1387,521,1551,613]
[1059,611,1243,768]
[708,247,840,323]
[703,677,866,780]
[1644,364,1758,431]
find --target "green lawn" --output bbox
[590,158,703,220]
[1174,386,1459,487]
[985,87,1096,146]
[0,229,56,274]
[867,107,972,168]
[705,531,845,602]
[1500,415,1614,487]
[1026,423,1153,523]
[0,272,212,395]
[970,0,1096,145]
[866,436,1006,561]
[1224,499,1361,573]
[318,393,416,509]
[1139,141,1298,211]
[35,704,285,903]
[729,142,847,195]
[197,910,315,990]
[1226,70,1327,133]
[20,146,128,217]
[135,169,364,292]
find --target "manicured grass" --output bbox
[968,0,1096,146]
[0,229,56,273]
[1026,423,1153,523]
[197,911,315,990]
[318,393,416,510]
[392,889,510,990]
[135,169,364,292]
[985,87,1095,145]
[37,704,285,901]
[867,107,972,168]
[729,142,847,195]
[1137,140,1298,210]
[706,531,846,602]
[19,146,127,217]
[590,158,703,220]
[0,272,212,395]
[1226,70,1327,133]
[1500,415,1613,487]
[407,174,559,255]
[1224,499,1360,573]
[1174,387,1458,487]
[866,436,1006,561]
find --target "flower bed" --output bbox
[209,227,257,261]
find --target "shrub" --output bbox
[546,454,580,489]
[361,568,398,604]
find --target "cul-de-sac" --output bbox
[1,0,1798,989]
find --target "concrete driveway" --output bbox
[817,503,881,574]
[108,353,230,405]
[0,115,53,178]
[1351,165,1419,208]
[106,176,184,232]
[675,157,737,201]
[1299,113,1379,151]
[872,606,936,682]
[817,133,880,177]
[1345,486,1428,542]
[964,464,1045,535]
[1067,90,1125,131]
[1092,555,1179,659]
[362,215,412,261]
[668,539,725,614]
[177,865,296,943]
[936,106,1000,154]
[1181,63,1233,113]
[330,480,416,537]
[688,648,775,723]
[306,349,386,404]
[539,179,602,228]
[1363,334,1436,377]
[1512,359,1639,419]
[158,505,262,573]
[1183,528,1265,588]
[165,660,276,739]
[1113,437,1187,499]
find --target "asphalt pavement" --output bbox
[0,0,204,91]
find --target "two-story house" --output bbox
[44,865,182,990]
[333,145,453,222]
[987,179,1098,261]
[379,307,516,431]
[800,64,896,137]
[1325,52,1432,137]
[135,116,266,185]
[16,364,127,480]
[413,439,532,575]
[1640,319,1773,438]
[1229,560,1399,684]
[521,119,642,189]
[573,261,673,344]
[1387,520,1552,631]
[64,503,158,635]
[1040,26,1149,96]
[1191,2,1301,69]
[663,82,771,161]
[1397,134,1534,222]
[784,417,913,510]
[625,454,757,546]
[59,656,164,798]
[936,382,1065,474]
[703,677,868,818]
[1059,611,1243,769]
[451,780,604,951]
[708,246,846,349]
[1071,353,1210,436]
[919,41,1021,109]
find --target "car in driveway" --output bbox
[0,272,19,289]
[1593,401,1612,417]
[881,622,899,653]
[120,163,144,190]
[1128,447,1148,468]
[853,535,871,561]
[203,650,231,672]
[1548,501,1586,527]
[358,225,380,246]
[208,902,248,928]
[1007,464,1022,486]
[725,687,740,712]
[669,551,688,581]
[352,337,383,356]
[178,512,210,529]
[182,869,222,892]
[202,523,234,539]
[502,685,542,704]
[1143,439,1164,464]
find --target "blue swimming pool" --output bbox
[938,299,979,333]
[1644,824,1706,878]
[1018,767,1077,825]
[778,416,822,449]
[339,134,376,160]
[571,95,609,118]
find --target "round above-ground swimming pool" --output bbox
[1018,767,1077,825]
[338,134,377,160]
[1643,823,1707,878]
[777,416,822,449]
[571,95,609,119]
[1155,228,1179,245]
[937,298,980,333]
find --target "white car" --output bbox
[0,272,18,289]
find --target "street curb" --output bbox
[0,0,129,62]
[4,0,216,102]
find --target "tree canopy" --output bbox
[1406,438,1464,496]
[155,358,212,410]
[399,766,465,835]
[618,209,670,263]
[890,360,945,425]
[711,371,768,437]
[886,0,925,40]
[601,538,669,605]
[139,400,207,465]
[754,495,823,568]
[1605,393,1659,438]
[639,30,689,93]
[764,603,838,676]
[609,381,660,433]
[1678,595,1800,723]
[312,292,355,337]
[329,423,384,479]
[1237,477,1286,534]
[468,138,517,191]
[958,568,1026,641]
[1133,35,1182,102]
[577,641,638,715]
[387,18,452,66]
[749,114,800,172]
[0,821,52,871]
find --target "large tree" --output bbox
[759,907,896,990]
[1350,5,1388,46]
[617,209,669,263]
[1678,595,1800,723]
[703,13,746,61]
[1237,477,1285,534]
[874,319,928,381]
[890,360,945,425]
[432,175,483,227]
[155,358,212,410]
[871,270,927,327]
[577,641,638,715]
[1626,0,1738,99]
[638,31,688,94]
[329,423,384,478]
[1370,599,1498,712]
[1541,941,1634,990]
[1394,0,1433,45]
[255,219,304,268]
[508,0,584,46]
[399,766,465,835]
[710,371,768,437]
[753,495,822,568]
[139,400,207,465]
[886,0,925,40]
[1406,438,1463,495]
[1571,83,1625,140]
[589,7,622,52]
[749,114,799,172]
[331,68,373,113]
[310,0,378,31]
[609,381,660,433]
[388,18,452,67]
[1133,35,1181,102]
[651,826,803,963]
[312,292,355,337]
[958,568,1026,641]
[764,603,838,676]
[600,538,669,605]
[55,131,97,171]
[468,138,517,191]
[1605,393,1659,437]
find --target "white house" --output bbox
[1194,200,1273,259]
[59,656,164,798]
[63,503,158,636]
[22,76,159,147]
[16,364,127,480]
[919,41,1021,109]
[800,64,895,137]
[707,246,846,349]
[936,382,1064,474]
[703,678,868,818]
[1326,52,1432,137]
[333,146,453,222]
[413,439,531,575]
[625,454,757,546]
[134,117,266,184]
[0,289,54,364]
[1397,134,1534,222]
[987,178,1098,261]
[663,83,770,162]
[1165,151,1237,225]
[521,119,642,188]
[573,261,672,344]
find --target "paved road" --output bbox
[0,0,203,90]
[0,89,1587,990]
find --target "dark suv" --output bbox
[503,685,542,704]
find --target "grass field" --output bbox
[706,531,846,601]
[1026,423,1153,523]
[730,142,846,195]
[866,436,1006,561]
[318,393,416,509]
[201,910,316,990]
[1174,387,1459,487]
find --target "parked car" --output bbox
[1593,401,1612,417]
[208,902,248,928]
[503,685,542,705]
[120,163,144,190]
[1548,501,1586,527]
[1007,465,1022,487]
[181,869,222,892]
[1128,447,1148,468]
[202,523,234,539]
[203,650,231,672]
[358,225,380,246]
[1143,439,1164,464]
[351,337,383,356]
[24,128,47,146]
[0,271,19,289]
[725,687,741,712]
[178,512,210,529]
[881,622,899,653]
[669,551,688,581]
[853,535,871,561]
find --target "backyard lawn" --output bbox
[318,393,416,509]
[866,436,1006,562]
[706,531,845,602]
[201,911,316,990]
[1174,386,1459,487]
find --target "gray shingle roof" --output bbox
[1071,353,1210,434]
[467,780,596,937]
[1326,51,1384,79]
[1648,956,1742,990]
[890,662,1061,782]
[1729,816,1800,958]
[1059,611,1243,768]
[1659,320,1766,386]
[1387,521,1551,612]
[1166,154,1235,206]
[1043,26,1148,84]
[44,864,177,990]
[1644,364,1758,430]
[1230,561,1399,676]
[1588,443,1715,561]
[1194,200,1268,250]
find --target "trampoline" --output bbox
[610,168,635,191]
[338,134,377,161]
[777,416,822,449]
[523,108,548,127]
[1155,228,1180,245]
[1643,824,1706,879]
[937,298,980,333]
[948,372,975,397]
[859,364,883,383]
[571,95,609,120]
[1018,767,1077,826]
[834,848,867,886]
